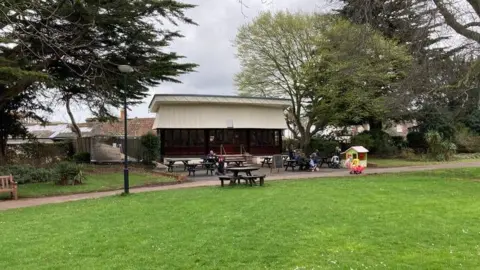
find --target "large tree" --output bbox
[235,11,333,150]
[1,0,197,137]
[304,18,412,129]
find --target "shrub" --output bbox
[407,131,427,153]
[73,152,91,163]
[425,131,457,161]
[141,132,160,165]
[309,138,339,154]
[454,125,480,153]
[0,165,55,184]
[391,136,407,150]
[55,162,85,185]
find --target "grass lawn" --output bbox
[0,172,175,199]
[369,157,479,168]
[2,169,480,269]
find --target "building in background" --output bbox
[149,94,291,159]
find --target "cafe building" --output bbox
[148,94,291,160]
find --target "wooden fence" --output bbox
[74,136,147,163]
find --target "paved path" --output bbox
[1,161,479,211]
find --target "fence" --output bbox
[74,136,147,163]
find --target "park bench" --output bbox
[0,175,18,200]
[240,174,266,186]
[219,176,235,187]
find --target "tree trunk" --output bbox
[368,118,383,133]
[65,97,82,138]
[300,133,312,154]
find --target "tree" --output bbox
[1,0,197,137]
[304,18,412,130]
[0,39,48,164]
[432,0,480,44]
[235,11,332,150]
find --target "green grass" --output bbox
[2,169,480,269]
[0,173,174,199]
[369,157,479,168]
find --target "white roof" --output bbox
[148,94,291,113]
[343,146,369,153]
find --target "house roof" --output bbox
[148,94,291,112]
[97,118,155,137]
[343,146,369,153]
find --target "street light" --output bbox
[118,64,134,194]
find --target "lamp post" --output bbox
[118,64,134,194]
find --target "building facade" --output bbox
[148,94,291,159]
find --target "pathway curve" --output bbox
[1,161,479,211]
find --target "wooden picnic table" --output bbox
[202,161,216,175]
[222,167,264,186]
[261,156,272,167]
[227,166,259,177]
[165,158,191,172]
[284,159,297,171]
[225,159,245,167]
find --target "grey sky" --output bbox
[47,0,470,124]
[49,0,334,123]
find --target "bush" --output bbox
[425,131,457,161]
[0,165,55,184]
[73,152,91,163]
[141,132,160,165]
[309,138,339,154]
[454,125,480,153]
[350,131,397,156]
[391,136,407,150]
[55,162,85,185]
[407,131,428,153]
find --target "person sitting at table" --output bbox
[295,152,309,170]
[206,150,217,162]
[216,156,226,175]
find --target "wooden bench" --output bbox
[219,176,236,187]
[241,174,266,186]
[0,175,18,200]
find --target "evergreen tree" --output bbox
[1,0,197,136]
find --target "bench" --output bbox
[0,175,18,200]
[241,174,266,186]
[219,176,235,187]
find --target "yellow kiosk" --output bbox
[342,146,369,168]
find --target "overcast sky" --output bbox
[48,0,338,123]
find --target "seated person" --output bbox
[206,150,217,162]
[216,156,226,175]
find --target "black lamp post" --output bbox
[118,64,134,194]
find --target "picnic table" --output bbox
[284,159,297,171]
[225,159,245,167]
[221,166,264,186]
[202,161,216,175]
[261,156,272,167]
[165,158,191,172]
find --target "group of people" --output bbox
[288,147,342,172]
